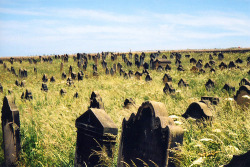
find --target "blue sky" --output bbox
[0,0,250,57]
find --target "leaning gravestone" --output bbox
[201,96,219,105]
[163,74,172,84]
[222,83,235,93]
[90,91,104,109]
[182,101,212,120]
[163,82,175,94]
[1,96,21,166]
[42,74,48,82]
[41,83,48,92]
[239,78,250,86]
[74,108,118,167]
[224,150,250,167]
[178,79,189,88]
[145,74,152,82]
[117,101,184,167]
[234,85,250,107]
[205,79,215,91]
[123,98,136,109]
[21,89,33,100]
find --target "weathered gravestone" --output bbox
[177,65,185,71]
[196,61,203,69]
[204,63,211,68]
[190,58,197,64]
[110,68,114,76]
[117,101,184,167]
[71,72,77,80]
[90,91,104,109]
[15,80,19,86]
[163,74,172,84]
[74,92,79,98]
[234,85,250,107]
[62,72,67,79]
[222,83,235,93]
[42,74,48,82]
[235,58,243,64]
[219,62,227,69]
[135,71,142,80]
[201,96,219,105]
[74,108,118,167]
[224,150,250,167]
[239,78,250,86]
[105,67,109,75]
[78,72,83,81]
[165,64,171,71]
[93,71,99,77]
[60,89,67,96]
[50,76,55,82]
[1,96,21,167]
[21,89,33,100]
[163,82,175,94]
[205,79,215,91]
[20,80,25,87]
[123,98,136,109]
[41,83,48,92]
[145,74,152,82]
[182,101,212,120]
[178,79,189,88]
[67,77,74,86]
[218,53,224,60]
[0,83,3,93]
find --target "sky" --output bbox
[0,0,250,57]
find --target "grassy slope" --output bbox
[0,51,249,166]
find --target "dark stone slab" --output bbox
[163,74,172,84]
[145,74,152,81]
[42,74,48,82]
[0,83,3,93]
[165,64,171,71]
[163,82,175,94]
[62,72,67,79]
[239,78,250,86]
[178,79,189,88]
[74,92,79,98]
[218,53,224,60]
[67,77,74,86]
[21,89,33,100]
[205,79,215,91]
[234,85,250,107]
[135,71,142,80]
[190,58,197,64]
[201,96,219,105]
[90,91,104,109]
[219,62,227,69]
[20,80,25,87]
[222,83,235,93]
[228,61,236,68]
[123,98,136,109]
[41,83,48,92]
[71,72,77,80]
[224,150,250,167]
[118,101,184,167]
[60,89,67,96]
[182,101,212,120]
[75,108,118,167]
[235,58,243,64]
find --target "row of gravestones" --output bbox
[2,90,250,166]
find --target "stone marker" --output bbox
[93,71,99,77]
[135,71,142,80]
[0,83,3,93]
[177,65,185,71]
[219,62,227,69]
[209,54,213,60]
[209,60,215,66]
[78,72,83,81]
[218,53,224,60]
[205,79,215,91]
[222,83,235,92]
[163,74,172,84]
[145,74,152,81]
[90,91,104,109]
[62,72,67,79]
[20,80,25,87]
[105,67,109,75]
[178,79,189,88]
[69,65,73,74]
[15,80,19,86]
[123,98,136,109]
[74,92,79,98]
[234,85,250,107]
[42,74,48,82]
[152,59,171,69]
[190,58,197,64]
[110,68,114,76]
[201,96,219,105]
[165,64,171,71]
[163,82,175,94]
[224,150,250,167]
[210,68,216,73]
[21,89,33,100]
[75,108,118,167]
[60,62,63,72]
[60,89,67,96]
[204,63,211,68]
[117,101,184,167]
[182,101,212,120]
[50,76,55,82]
[71,72,77,80]
[235,58,243,64]
[67,77,74,86]
[228,61,236,68]
[41,83,48,92]
[1,96,21,167]
[239,78,250,86]
[196,61,203,69]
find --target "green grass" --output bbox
[0,51,249,166]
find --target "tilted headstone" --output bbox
[50,76,55,82]
[71,72,77,80]
[118,101,184,167]
[239,78,250,86]
[228,61,236,68]
[201,96,219,105]
[178,79,189,88]
[163,74,172,84]
[135,71,142,80]
[219,62,227,69]
[205,79,215,91]
[74,92,79,98]
[75,108,118,167]
[182,101,212,120]
[90,91,104,109]
[234,85,250,107]
[165,64,171,71]
[145,74,152,81]
[204,63,211,68]
[235,58,243,64]
[1,96,21,166]
[78,72,83,81]
[224,150,250,167]
[190,58,197,64]
[218,53,224,60]
[123,98,136,109]
[222,83,235,92]
[60,89,67,96]
[163,82,175,94]
[21,89,33,100]
[41,83,48,92]
[67,77,74,86]
[15,80,19,86]
[20,80,25,87]
[62,72,67,79]
[42,74,48,82]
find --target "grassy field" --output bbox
[0,51,249,166]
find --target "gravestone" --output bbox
[190,58,197,64]
[218,53,224,60]
[78,72,83,81]
[123,98,136,109]
[209,60,215,66]
[190,66,199,73]
[178,79,189,88]
[199,69,205,73]
[117,101,184,167]
[123,72,128,79]
[1,96,21,166]
[182,101,212,120]
[20,80,25,87]
[234,85,250,107]
[163,74,172,84]
[90,91,104,109]
[204,63,211,68]
[143,62,149,70]
[62,72,67,79]
[222,83,235,92]
[224,150,250,167]
[105,67,109,75]
[15,80,19,86]
[201,96,219,105]
[177,65,185,71]
[93,71,99,77]
[165,64,171,71]
[110,68,114,76]
[205,79,215,91]
[185,54,190,58]
[145,74,152,82]
[128,70,133,77]
[74,92,79,98]
[157,65,163,72]
[219,62,227,69]
[50,76,55,82]
[67,78,74,86]
[235,58,243,64]
[34,67,37,73]
[209,54,213,60]
[75,108,118,167]
[0,83,3,93]
[135,71,142,80]
[239,78,250,86]
[42,74,48,82]
[71,72,77,80]
[69,65,73,74]
[60,62,64,72]
[163,82,175,94]
[60,89,67,96]
[228,61,236,68]
[41,83,48,92]
[21,89,33,100]
[210,68,216,73]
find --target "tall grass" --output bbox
[0,51,249,166]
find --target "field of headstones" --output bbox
[0,50,249,166]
